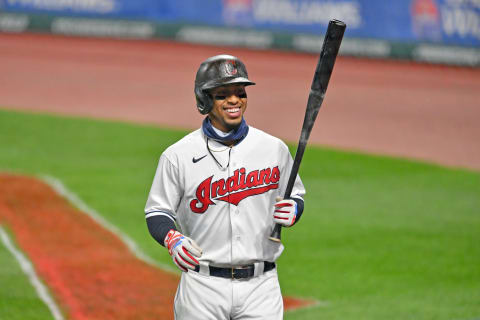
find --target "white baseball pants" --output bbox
[174,268,283,320]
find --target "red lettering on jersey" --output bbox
[259,168,271,184]
[271,166,280,183]
[239,168,247,189]
[246,170,259,188]
[226,169,241,193]
[217,184,278,206]
[189,166,280,214]
[211,179,227,198]
[190,176,215,213]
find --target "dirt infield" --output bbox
[1,32,479,170]
[0,174,314,319]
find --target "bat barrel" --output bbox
[331,19,346,27]
[311,20,346,93]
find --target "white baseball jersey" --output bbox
[145,126,305,266]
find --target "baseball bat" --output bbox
[269,19,346,242]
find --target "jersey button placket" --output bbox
[229,148,241,260]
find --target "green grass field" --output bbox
[1,108,479,320]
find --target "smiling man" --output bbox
[145,54,306,320]
[208,84,247,134]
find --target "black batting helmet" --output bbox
[194,54,255,114]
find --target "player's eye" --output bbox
[214,95,226,100]
[238,92,247,98]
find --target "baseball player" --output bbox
[145,54,305,320]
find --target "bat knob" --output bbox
[269,224,282,242]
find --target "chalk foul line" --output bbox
[0,225,64,320]
[40,174,177,274]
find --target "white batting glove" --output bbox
[273,196,298,227]
[164,229,202,272]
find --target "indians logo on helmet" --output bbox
[224,60,238,76]
[190,166,280,213]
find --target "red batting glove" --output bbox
[164,230,202,272]
[273,197,298,227]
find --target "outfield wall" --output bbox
[1,0,479,66]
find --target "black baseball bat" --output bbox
[269,19,346,242]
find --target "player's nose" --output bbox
[225,93,240,104]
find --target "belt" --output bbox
[194,262,276,280]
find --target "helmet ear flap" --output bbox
[195,86,213,115]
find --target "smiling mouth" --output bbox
[225,107,240,114]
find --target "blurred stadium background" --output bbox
[1,0,480,169]
[1,0,479,319]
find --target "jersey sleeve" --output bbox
[144,153,183,224]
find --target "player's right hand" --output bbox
[164,229,203,272]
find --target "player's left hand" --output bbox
[273,196,297,227]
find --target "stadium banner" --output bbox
[1,0,479,65]
[1,0,479,47]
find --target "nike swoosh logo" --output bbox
[192,155,207,163]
